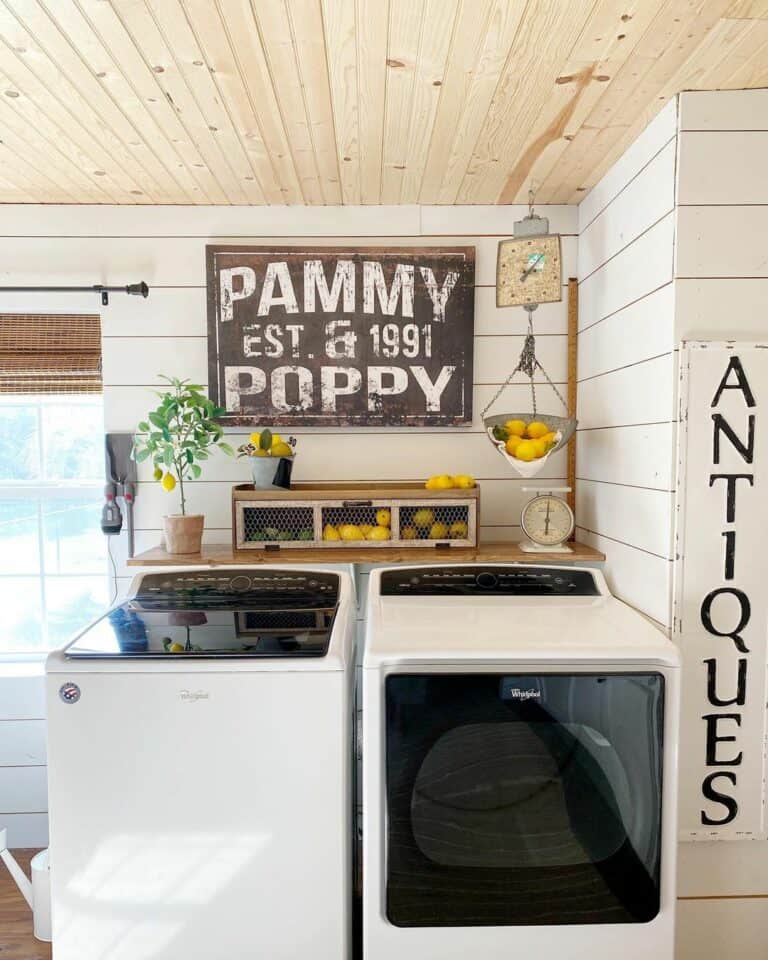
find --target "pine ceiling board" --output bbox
[216,0,304,204]
[78,0,227,204]
[458,0,595,205]
[0,68,116,202]
[43,0,201,203]
[288,0,342,203]
[380,0,425,203]
[0,168,35,202]
[499,0,666,204]
[541,0,731,202]
[253,0,324,204]
[180,0,289,204]
[727,23,768,82]
[321,0,361,203]
[0,125,77,202]
[3,0,175,201]
[396,0,457,203]
[356,0,388,203]
[417,0,526,204]
[113,0,248,204]
[0,3,145,201]
[702,17,768,84]
[144,0,266,204]
[726,0,768,16]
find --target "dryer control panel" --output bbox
[380,566,599,596]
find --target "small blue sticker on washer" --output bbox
[59,682,81,704]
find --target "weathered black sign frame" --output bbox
[206,245,475,427]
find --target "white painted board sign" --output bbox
[675,342,768,841]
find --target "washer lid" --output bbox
[55,568,352,670]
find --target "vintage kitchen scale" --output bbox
[484,194,576,478]
[520,486,575,553]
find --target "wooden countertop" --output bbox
[127,541,605,567]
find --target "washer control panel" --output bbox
[134,569,339,608]
[380,566,599,596]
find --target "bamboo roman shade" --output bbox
[0,314,102,394]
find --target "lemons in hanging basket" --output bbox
[514,441,538,462]
[526,421,550,440]
[505,419,527,437]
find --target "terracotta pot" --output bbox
[163,514,204,555]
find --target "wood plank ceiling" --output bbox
[0,0,765,205]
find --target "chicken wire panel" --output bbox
[240,504,315,546]
[398,502,474,545]
[320,503,393,544]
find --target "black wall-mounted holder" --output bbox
[104,433,138,557]
[0,282,149,306]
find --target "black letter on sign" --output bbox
[702,772,739,826]
[703,713,743,766]
[709,474,754,523]
[722,530,736,581]
[701,588,751,653]
[705,658,747,707]
[712,414,755,465]
[711,355,756,408]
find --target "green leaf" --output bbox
[163,448,173,467]
[148,411,166,429]
[190,464,202,479]
[259,429,272,450]
[186,448,194,464]
[137,421,150,433]
[217,441,235,457]
[134,447,152,462]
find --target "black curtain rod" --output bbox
[0,282,149,305]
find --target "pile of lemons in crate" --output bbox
[323,508,392,542]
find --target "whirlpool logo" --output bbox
[179,689,209,703]
[506,688,541,701]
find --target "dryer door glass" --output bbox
[385,673,664,927]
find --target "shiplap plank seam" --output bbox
[577,280,674,335]
[576,350,675,384]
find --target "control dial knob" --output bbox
[475,572,498,589]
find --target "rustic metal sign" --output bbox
[206,245,475,426]
[675,341,767,841]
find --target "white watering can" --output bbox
[0,826,51,942]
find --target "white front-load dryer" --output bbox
[46,566,355,960]
[362,564,680,960]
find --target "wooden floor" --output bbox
[0,850,50,960]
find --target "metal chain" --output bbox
[480,307,565,418]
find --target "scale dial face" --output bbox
[496,234,562,307]
[521,495,574,547]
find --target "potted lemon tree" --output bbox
[132,376,234,555]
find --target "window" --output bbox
[0,395,108,653]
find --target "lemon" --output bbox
[429,521,449,539]
[425,476,438,490]
[269,433,283,446]
[505,419,526,437]
[401,525,418,540]
[253,448,269,457]
[153,466,163,481]
[542,431,558,444]
[161,472,176,492]
[367,526,390,541]
[412,508,435,528]
[359,524,374,537]
[434,474,455,490]
[340,524,364,541]
[514,440,537,462]
[453,475,475,489]
[271,441,293,457]
[505,435,522,455]
[323,524,341,541]
[526,421,549,439]
[531,438,549,458]
[169,642,185,653]
[450,520,468,538]
[249,432,262,445]
[376,508,391,527]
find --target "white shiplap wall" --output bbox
[672,88,768,960]
[575,98,678,630]
[0,203,576,847]
[577,88,768,959]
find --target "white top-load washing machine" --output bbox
[362,564,680,960]
[46,567,355,960]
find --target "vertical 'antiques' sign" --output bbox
[675,342,767,841]
[206,245,475,426]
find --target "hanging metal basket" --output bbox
[482,314,576,478]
